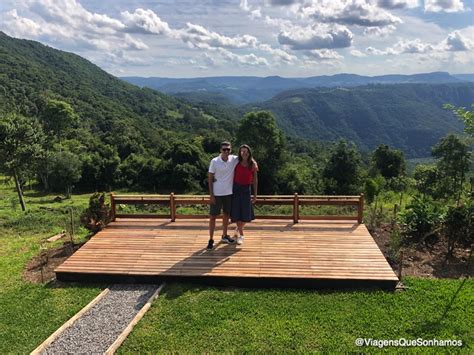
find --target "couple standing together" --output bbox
[207,141,258,250]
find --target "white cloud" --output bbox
[299,0,403,27]
[424,0,465,13]
[121,8,171,35]
[258,43,297,62]
[350,49,366,57]
[217,48,269,66]
[179,23,258,49]
[443,30,473,51]
[363,24,396,36]
[305,49,344,60]
[366,30,473,56]
[278,24,353,49]
[377,0,419,9]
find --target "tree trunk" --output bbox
[13,168,26,211]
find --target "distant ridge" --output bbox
[121,72,466,104]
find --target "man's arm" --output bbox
[208,172,216,204]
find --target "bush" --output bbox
[398,196,444,245]
[443,202,473,256]
[80,192,111,234]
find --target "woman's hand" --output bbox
[252,195,257,204]
[210,195,216,205]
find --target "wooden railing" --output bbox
[111,193,364,224]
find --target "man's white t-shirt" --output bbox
[208,154,239,196]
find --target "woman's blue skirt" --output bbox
[231,183,255,223]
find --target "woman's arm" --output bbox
[252,169,258,204]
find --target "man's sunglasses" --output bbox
[221,148,231,152]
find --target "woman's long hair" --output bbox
[238,144,254,168]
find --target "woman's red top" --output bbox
[234,162,257,185]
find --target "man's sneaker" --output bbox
[237,236,244,245]
[221,235,236,244]
[206,239,214,250]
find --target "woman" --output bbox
[231,144,258,245]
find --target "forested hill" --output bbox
[0,32,235,137]
[0,32,240,192]
[249,84,473,158]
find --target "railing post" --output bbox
[110,193,116,222]
[358,193,364,224]
[170,193,176,222]
[293,193,299,224]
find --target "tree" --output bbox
[432,134,471,203]
[413,164,439,198]
[41,99,78,142]
[236,111,285,194]
[48,150,83,198]
[371,144,405,179]
[162,140,207,192]
[323,140,362,195]
[0,113,45,210]
[444,103,474,137]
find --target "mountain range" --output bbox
[122,72,473,105]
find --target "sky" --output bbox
[0,0,473,78]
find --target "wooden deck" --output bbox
[55,219,398,289]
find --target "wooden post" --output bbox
[398,250,403,280]
[69,207,75,246]
[293,193,299,224]
[170,193,176,222]
[357,193,364,224]
[110,193,116,222]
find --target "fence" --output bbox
[111,193,364,223]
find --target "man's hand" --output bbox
[210,195,216,205]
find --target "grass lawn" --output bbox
[120,279,473,353]
[0,180,472,353]
[0,181,103,353]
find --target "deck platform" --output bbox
[55,219,398,289]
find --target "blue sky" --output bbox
[1,0,473,77]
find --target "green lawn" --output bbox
[0,181,472,353]
[0,181,103,353]
[119,279,473,353]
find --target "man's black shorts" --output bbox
[210,195,232,216]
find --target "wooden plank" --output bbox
[55,218,398,284]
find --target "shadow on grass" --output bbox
[408,277,468,336]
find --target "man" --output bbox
[207,141,239,250]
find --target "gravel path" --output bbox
[41,284,160,354]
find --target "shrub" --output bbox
[80,192,111,234]
[443,202,473,256]
[398,196,444,245]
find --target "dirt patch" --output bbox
[369,223,473,279]
[23,242,84,283]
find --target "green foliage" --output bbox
[371,144,406,179]
[413,164,439,198]
[276,156,322,194]
[0,113,45,173]
[323,140,363,195]
[80,192,111,233]
[364,175,384,204]
[432,133,471,200]
[398,196,444,245]
[48,150,82,197]
[257,84,472,158]
[442,203,473,256]
[236,111,285,194]
[444,103,474,137]
[40,99,78,141]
